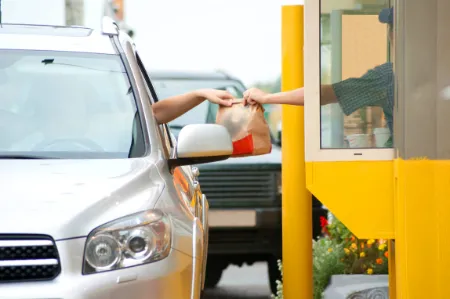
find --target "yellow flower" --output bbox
[344,248,350,255]
[328,248,333,253]
[367,239,375,245]
[367,268,373,275]
[360,252,366,258]
[351,243,357,250]
[378,243,387,251]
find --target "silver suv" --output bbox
[0,17,232,299]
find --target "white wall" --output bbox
[2,0,65,25]
[83,0,106,29]
[123,0,281,86]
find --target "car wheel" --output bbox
[268,256,282,295]
[204,258,227,289]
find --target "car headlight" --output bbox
[276,172,282,195]
[83,209,171,274]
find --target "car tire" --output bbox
[204,258,227,289]
[268,256,282,295]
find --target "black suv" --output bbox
[148,70,327,293]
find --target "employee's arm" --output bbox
[243,85,337,106]
[152,89,234,124]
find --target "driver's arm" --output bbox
[152,91,204,124]
[152,89,234,124]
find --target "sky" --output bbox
[2,0,283,87]
[124,0,282,86]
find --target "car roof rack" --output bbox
[101,16,119,35]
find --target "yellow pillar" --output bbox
[393,159,443,299]
[388,240,396,299]
[281,4,311,299]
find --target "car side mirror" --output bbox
[168,124,233,168]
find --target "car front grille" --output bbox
[198,169,279,207]
[0,235,61,283]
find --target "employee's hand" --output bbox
[243,88,269,105]
[194,89,234,106]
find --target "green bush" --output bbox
[312,237,346,299]
[271,260,283,299]
[271,215,389,299]
[327,217,389,275]
[271,238,345,299]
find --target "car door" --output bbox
[134,53,202,217]
[134,53,209,289]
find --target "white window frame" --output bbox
[304,0,395,162]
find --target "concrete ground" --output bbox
[203,262,273,299]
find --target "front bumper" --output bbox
[0,238,193,299]
[207,205,328,256]
[208,208,282,256]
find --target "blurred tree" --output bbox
[65,0,84,26]
[251,75,281,93]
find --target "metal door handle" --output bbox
[192,167,200,177]
[193,181,200,191]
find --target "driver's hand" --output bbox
[195,89,234,106]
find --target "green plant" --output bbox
[270,216,389,299]
[326,217,389,275]
[313,237,346,299]
[271,238,346,299]
[271,260,283,299]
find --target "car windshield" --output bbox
[0,50,145,159]
[152,78,245,133]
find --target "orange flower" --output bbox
[351,235,356,242]
[385,251,389,258]
[361,243,365,249]
[376,258,383,265]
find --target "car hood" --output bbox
[0,159,165,240]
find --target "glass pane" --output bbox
[0,50,144,159]
[320,0,394,149]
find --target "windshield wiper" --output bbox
[41,59,124,73]
[0,154,59,159]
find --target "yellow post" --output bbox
[281,4,311,299]
[388,240,396,299]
